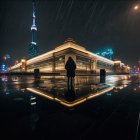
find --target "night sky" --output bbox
[0,0,140,67]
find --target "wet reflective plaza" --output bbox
[0,75,140,140]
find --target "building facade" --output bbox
[8,39,130,75]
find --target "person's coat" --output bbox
[65,57,76,77]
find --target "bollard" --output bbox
[34,69,40,82]
[100,69,106,83]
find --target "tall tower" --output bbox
[28,0,39,59]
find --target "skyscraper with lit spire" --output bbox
[28,0,39,59]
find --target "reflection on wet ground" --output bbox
[0,75,131,107]
[1,74,139,140]
[27,86,114,107]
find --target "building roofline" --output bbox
[9,41,114,70]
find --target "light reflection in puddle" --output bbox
[0,75,132,107]
[27,86,114,108]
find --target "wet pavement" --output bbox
[0,75,140,140]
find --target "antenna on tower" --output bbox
[28,0,39,59]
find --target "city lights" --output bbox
[1,64,7,72]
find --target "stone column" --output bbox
[20,59,27,72]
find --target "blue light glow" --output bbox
[1,63,7,72]
[96,48,114,60]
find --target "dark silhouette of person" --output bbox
[65,57,76,87]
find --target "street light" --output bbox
[134,5,139,10]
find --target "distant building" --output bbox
[8,38,130,75]
[3,54,11,67]
[28,1,39,59]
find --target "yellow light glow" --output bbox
[27,88,53,100]
[60,99,87,107]
[27,86,114,108]
[134,5,139,10]
[114,61,121,63]
[21,59,26,62]
[87,86,114,100]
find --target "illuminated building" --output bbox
[3,54,11,68]
[28,1,39,58]
[1,64,7,73]
[20,59,27,72]
[8,38,129,74]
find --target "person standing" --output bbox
[65,57,76,87]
